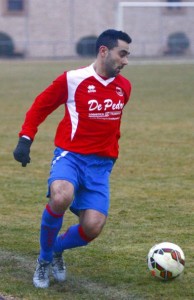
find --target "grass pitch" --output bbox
[0,59,194,299]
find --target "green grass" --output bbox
[0,59,194,299]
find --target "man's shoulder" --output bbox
[67,64,93,76]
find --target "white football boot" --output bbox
[33,259,51,288]
[52,252,67,282]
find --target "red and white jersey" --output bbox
[19,64,132,158]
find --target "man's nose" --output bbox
[122,56,129,65]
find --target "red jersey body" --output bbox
[19,64,132,158]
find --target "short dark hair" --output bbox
[96,29,132,54]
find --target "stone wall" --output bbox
[0,0,193,58]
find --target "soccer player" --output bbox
[13,29,132,288]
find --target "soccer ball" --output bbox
[147,242,185,280]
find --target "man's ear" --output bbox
[99,45,108,57]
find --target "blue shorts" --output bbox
[47,148,116,216]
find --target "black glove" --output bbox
[13,137,32,167]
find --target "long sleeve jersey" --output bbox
[19,63,132,158]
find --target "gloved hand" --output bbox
[13,137,32,167]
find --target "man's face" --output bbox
[104,39,130,78]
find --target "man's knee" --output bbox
[49,180,74,214]
[83,222,105,239]
[80,210,107,239]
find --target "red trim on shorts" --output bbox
[78,225,94,242]
[46,204,63,218]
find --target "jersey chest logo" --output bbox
[88,99,124,111]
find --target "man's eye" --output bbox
[120,52,130,58]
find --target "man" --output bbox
[13,29,132,288]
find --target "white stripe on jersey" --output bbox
[67,67,92,140]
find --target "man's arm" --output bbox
[13,73,68,167]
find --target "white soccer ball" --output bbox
[147,242,185,280]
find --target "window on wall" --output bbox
[8,0,24,11]
[4,0,26,15]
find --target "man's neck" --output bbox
[93,61,108,78]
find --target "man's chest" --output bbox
[70,78,125,117]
